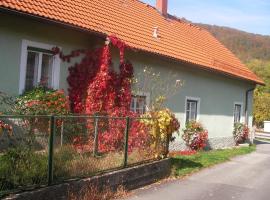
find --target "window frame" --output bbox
[233,102,243,124]
[130,92,150,114]
[185,96,200,124]
[19,40,61,94]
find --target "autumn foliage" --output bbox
[182,121,208,151]
[53,36,150,153]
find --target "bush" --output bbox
[0,147,48,191]
[0,120,12,136]
[142,109,180,157]
[14,86,70,115]
[233,123,249,144]
[182,121,208,150]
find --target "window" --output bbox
[234,104,242,123]
[131,95,147,114]
[25,47,54,91]
[19,40,60,94]
[186,98,199,123]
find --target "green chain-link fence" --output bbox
[0,115,167,197]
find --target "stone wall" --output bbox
[169,137,235,151]
[5,159,171,200]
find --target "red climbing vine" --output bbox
[53,35,150,153]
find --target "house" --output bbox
[0,0,263,149]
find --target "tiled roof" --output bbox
[0,0,264,84]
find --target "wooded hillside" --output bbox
[197,23,270,62]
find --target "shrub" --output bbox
[12,86,70,135]
[182,121,208,150]
[233,123,249,144]
[0,147,48,191]
[0,120,12,136]
[14,86,70,115]
[142,109,180,157]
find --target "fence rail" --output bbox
[0,115,166,197]
[255,130,270,141]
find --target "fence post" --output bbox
[93,117,99,157]
[60,121,64,147]
[48,115,56,186]
[123,117,130,167]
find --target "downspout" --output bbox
[245,87,255,126]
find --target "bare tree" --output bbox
[132,66,184,111]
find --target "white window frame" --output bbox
[19,40,61,94]
[233,102,243,124]
[131,92,150,114]
[185,96,200,124]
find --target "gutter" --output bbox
[245,87,256,126]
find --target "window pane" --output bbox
[234,104,241,123]
[190,111,196,120]
[131,95,147,114]
[187,101,190,111]
[25,51,39,91]
[186,100,198,123]
[41,54,53,87]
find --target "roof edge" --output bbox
[0,6,264,86]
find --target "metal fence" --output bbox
[0,115,167,197]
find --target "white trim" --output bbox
[19,39,61,94]
[233,102,244,124]
[185,96,201,124]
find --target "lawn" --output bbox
[171,146,256,177]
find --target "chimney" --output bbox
[156,0,168,16]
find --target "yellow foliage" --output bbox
[141,109,180,155]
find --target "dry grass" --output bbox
[68,185,128,200]
[65,152,123,177]
[53,146,124,178]
[127,148,157,165]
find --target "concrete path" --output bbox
[123,142,270,200]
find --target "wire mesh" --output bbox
[0,116,50,196]
[0,115,167,196]
[52,116,126,182]
[127,118,167,165]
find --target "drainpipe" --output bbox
[245,87,255,126]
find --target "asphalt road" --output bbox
[123,142,270,200]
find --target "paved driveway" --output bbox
[123,142,270,200]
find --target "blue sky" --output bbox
[142,0,270,35]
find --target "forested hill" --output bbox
[195,23,270,62]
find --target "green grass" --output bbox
[171,146,256,177]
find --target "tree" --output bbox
[253,89,270,127]
[246,59,270,93]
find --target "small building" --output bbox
[0,0,263,149]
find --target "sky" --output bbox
[142,0,270,35]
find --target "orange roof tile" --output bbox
[0,0,264,84]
